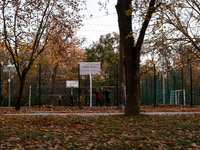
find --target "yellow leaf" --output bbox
[34,141,38,144]
[126,31,133,39]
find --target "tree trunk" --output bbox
[116,0,140,115]
[15,74,26,110]
[118,42,124,110]
[124,48,140,115]
[116,0,158,115]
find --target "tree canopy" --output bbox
[85,32,119,86]
[0,0,85,110]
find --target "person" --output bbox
[57,95,62,106]
[101,87,111,106]
[91,88,104,106]
[70,94,74,107]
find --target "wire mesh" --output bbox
[0,64,119,107]
[140,65,199,106]
[0,64,199,107]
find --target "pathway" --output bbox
[4,111,200,116]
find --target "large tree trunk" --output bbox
[116,0,140,115]
[124,47,141,115]
[15,74,26,110]
[118,42,124,110]
[116,0,158,115]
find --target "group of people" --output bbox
[57,87,111,107]
[91,87,111,107]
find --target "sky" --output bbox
[76,0,119,48]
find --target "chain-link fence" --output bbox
[0,63,199,107]
[0,64,119,107]
[141,64,200,106]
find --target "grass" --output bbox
[0,114,200,149]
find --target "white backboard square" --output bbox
[79,62,101,75]
[66,80,79,88]
[3,65,16,72]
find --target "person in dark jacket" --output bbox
[70,94,74,106]
[57,95,62,106]
[101,87,111,106]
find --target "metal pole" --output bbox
[71,88,73,95]
[161,74,162,104]
[194,88,195,106]
[142,79,144,105]
[162,58,165,104]
[116,64,119,107]
[167,72,169,104]
[181,68,184,105]
[8,71,11,107]
[146,78,148,105]
[190,64,193,107]
[0,63,1,106]
[78,64,80,107]
[174,71,176,104]
[0,17,1,106]
[89,66,92,107]
[154,64,156,107]
[29,85,31,107]
[39,65,41,106]
[151,77,153,105]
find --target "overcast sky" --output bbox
[76,0,119,47]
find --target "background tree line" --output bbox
[1,0,200,115]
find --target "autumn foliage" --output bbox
[0,0,84,110]
[0,105,200,149]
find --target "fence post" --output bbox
[151,77,153,105]
[116,64,119,107]
[161,74,163,104]
[167,72,169,104]
[174,71,176,104]
[142,79,144,105]
[146,78,148,105]
[154,64,157,107]
[181,68,184,105]
[39,64,41,107]
[78,64,80,107]
[194,88,195,106]
[0,63,1,106]
[190,64,193,107]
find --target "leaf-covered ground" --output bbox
[0,105,200,149]
[1,104,200,114]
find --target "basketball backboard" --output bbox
[66,80,79,88]
[79,62,101,75]
[3,65,16,72]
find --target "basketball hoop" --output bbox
[70,83,75,89]
[66,80,78,88]
[66,81,78,95]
